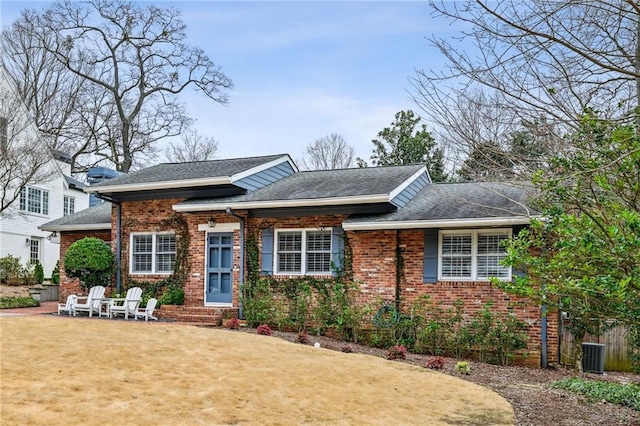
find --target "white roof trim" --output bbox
[173,194,390,212]
[230,155,297,182]
[84,176,231,193]
[388,166,428,202]
[342,216,536,231]
[38,223,111,232]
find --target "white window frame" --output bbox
[19,186,49,216]
[129,233,176,275]
[63,195,75,216]
[29,238,40,264]
[438,228,512,281]
[274,228,332,276]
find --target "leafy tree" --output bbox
[498,118,640,371]
[165,129,219,163]
[4,0,233,172]
[64,237,114,291]
[299,133,354,170]
[360,110,447,182]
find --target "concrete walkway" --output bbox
[0,301,58,316]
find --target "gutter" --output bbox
[343,216,536,231]
[173,194,390,212]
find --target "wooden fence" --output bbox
[559,320,633,372]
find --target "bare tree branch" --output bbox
[298,133,355,170]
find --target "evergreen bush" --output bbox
[64,238,114,291]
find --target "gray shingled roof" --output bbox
[345,182,537,224]
[39,202,111,231]
[90,154,288,188]
[178,164,424,206]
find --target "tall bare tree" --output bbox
[2,18,88,171]
[412,1,640,180]
[418,1,639,128]
[165,128,219,163]
[0,69,56,217]
[299,133,354,170]
[3,0,232,172]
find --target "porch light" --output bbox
[207,218,217,228]
[25,238,30,246]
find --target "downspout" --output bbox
[225,207,245,319]
[541,295,548,368]
[115,203,121,294]
[395,230,402,313]
[96,194,121,294]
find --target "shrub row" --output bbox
[242,279,529,366]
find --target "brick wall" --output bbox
[349,229,558,366]
[59,230,111,300]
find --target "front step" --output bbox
[157,305,239,326]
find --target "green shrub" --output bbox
[33,261,44,284]
[159,286,185,305]
[0,296,40,309]
[455,361,471,375]
[551,378,640,411]
[51,261,60,285]
[0,255,27,285]
[64,237,114,291]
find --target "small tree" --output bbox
[64,237,114,291]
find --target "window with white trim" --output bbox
[130,233,176,274]
[63,196,75,216]
[439,229,511,280]
[275,229,332,275]
[19,187,49,215]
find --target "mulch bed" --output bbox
[236,327,640,426]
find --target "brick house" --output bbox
[41,154,556,366]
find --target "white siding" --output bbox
[0,68,89,278]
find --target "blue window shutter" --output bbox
[331,226,345,275]
[423,229,438,283]
[261,228,274,276]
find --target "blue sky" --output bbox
[1,1,461,164]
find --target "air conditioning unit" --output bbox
[582,342,605,374]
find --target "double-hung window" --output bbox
[63,196,75,216]
[19,187,49,215]
[276,229,332,275]
[131,233,176,274]
[439,229,511,280]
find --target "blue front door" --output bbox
[206,233,233,304]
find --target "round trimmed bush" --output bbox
[64,237,114,291]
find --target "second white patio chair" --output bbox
[109,287,143,319]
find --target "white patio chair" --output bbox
[109,287,142,319]
[57,294,77,315]
[134,298,158,321]
[72,286,106,317]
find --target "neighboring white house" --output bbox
[0,66,89,278]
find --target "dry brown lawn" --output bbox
[1,316,514,425]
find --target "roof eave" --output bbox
[85,176,232,194]
[173,194,390,212]
[343,216,537,231]
[38,223,112,232]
